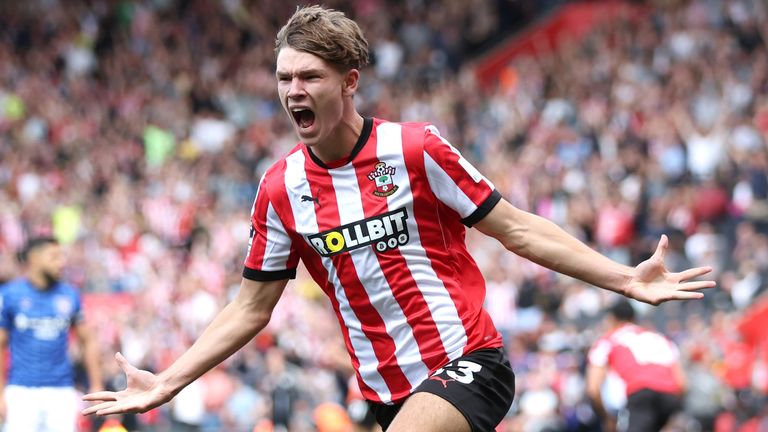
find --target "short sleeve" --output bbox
[0,291,10,330]
[588,338,612,367]
[422,125,501,226]
[243,177,298,281]
[71,290,84,326]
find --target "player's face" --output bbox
[30,243,64,283]
[276,47,349,148]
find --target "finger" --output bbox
[675,266,713,281]
[82,401,117,416]
[652,234,669,262]
[96,403,141,416]
[115,352,138,375]
[82,391,118,401]
[677,281,717,291]
[666,290,705,300]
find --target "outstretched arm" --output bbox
[82,277,288,416]
[474,199,715,305]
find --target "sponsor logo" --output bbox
[14,313,71,340]
[367,161,399,197]
[308,208,409,257]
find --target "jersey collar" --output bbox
[306,117,373,169]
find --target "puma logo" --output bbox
[300,195,319,205]
[428,375,454,389]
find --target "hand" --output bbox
[82,352,171,416]
[624,235,716,305]
[0,393,5,421]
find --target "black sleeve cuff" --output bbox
[461,189,502,227]
[243,267,296,281]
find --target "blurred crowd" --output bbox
[1,0,768,431]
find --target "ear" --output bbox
[342,69,360,96]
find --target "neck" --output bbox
[311,111,364,163]
[613,321,632,329]
[27,271,52,290]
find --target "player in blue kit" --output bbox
[0,237,102,432]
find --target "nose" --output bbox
[287,77,305,98]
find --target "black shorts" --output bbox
[625,388,683,432]
[368,348,515,432]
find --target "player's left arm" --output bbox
[74,320,103,393]
[473,198,716,305]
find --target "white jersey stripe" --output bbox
[424,153,478,219]
[328,164,429,391]
[377,122,468,360]
[284,151,316,246]
[284,151,391,401]
[425,125,495,190]
[261,202,291,271]
[324,263,393,403]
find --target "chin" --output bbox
[297,131,320,146]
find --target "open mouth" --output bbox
[291,108,316,129]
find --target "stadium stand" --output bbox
[1,0,767,430]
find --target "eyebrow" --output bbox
[275,68,326,78]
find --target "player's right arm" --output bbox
[81,277,288,416]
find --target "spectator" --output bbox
[0,0,766,429]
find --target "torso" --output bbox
[250,118,503,403]
[0,278,81,387]
[589,323,682,396]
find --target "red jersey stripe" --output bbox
[401,123,503,355]
[301,149,412,402]
[352,128,451,372]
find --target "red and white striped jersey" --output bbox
[588,323,683,396]
[244,117,504,404]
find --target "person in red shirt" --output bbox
[586,299,686,432]
[83,6,715,432]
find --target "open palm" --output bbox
[82,352,172,416]
[623,235,716,305]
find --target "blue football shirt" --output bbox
[0,278,84,387]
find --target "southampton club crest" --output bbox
[367,161,399,197]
